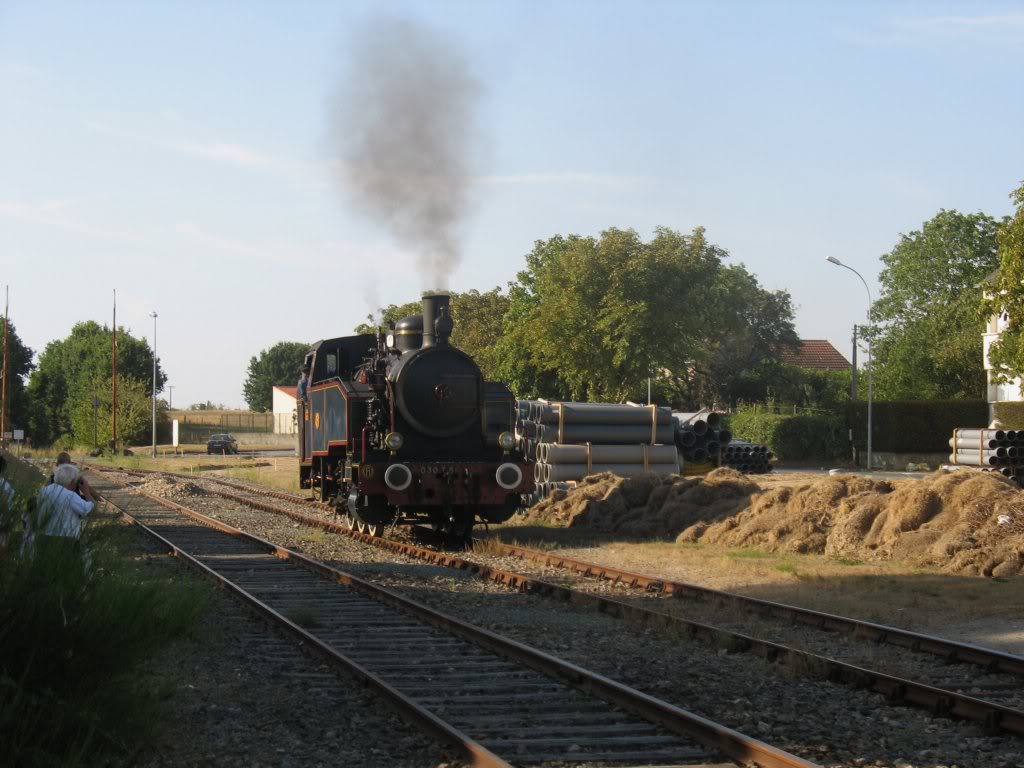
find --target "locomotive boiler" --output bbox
[298,293,532,543]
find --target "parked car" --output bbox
[207,433,239,454]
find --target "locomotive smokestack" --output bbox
[421,293,452,348]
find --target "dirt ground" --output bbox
[502,467,1024,647]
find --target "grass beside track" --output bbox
[484,522,1024,633]
[0,453,206,767]
[86,454,302,493]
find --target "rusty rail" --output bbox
[89,464,1024,737]
[90,470,815,768]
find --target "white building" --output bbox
[983,273,1023,410]
[272,385,298,434]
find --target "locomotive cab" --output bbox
[298,293,532,545]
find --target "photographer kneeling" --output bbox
[31,464,98,568]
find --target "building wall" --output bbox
[272,389,298,434]
[984,308,1023,405]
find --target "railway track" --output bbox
[92,465,1024,738]
[89,470,813,768]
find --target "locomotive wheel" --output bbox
[363,521,383,537]
[341,512,356,531]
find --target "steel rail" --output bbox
[95,487,513,768]
[488,541,1024,676]
[91,472,815,768]
[105,469,1024,738]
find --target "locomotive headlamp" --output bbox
[498,431,515,451]
[384,431,404,451]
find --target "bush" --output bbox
[728,404,846,461]
[846,400,988,453]
[992,401,1024,428]
[0,453,205,767]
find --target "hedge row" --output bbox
[992,401,1024,428]
[726,408,846,461]
[846,400,988,454]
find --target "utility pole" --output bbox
[112,290,118,455]
[1,286,8,450]
[850,325,858,400]
[168,385,174,410]
[151,311,158,458]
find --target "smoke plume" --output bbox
[334,17,483,289]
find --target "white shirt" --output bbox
[36,484,95,539]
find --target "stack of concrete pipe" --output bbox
[516,400,679,505]
[721,440,773,474]
[949,428,1024,486]
[673,411,732,465]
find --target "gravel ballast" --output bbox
[111,470,1024,768]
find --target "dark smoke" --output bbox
[335,17,483,289]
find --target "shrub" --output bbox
[728,404,846,461]
[992,401,1024,428]
[846,400,988,453]
[0,453,205,766]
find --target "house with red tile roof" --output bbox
[780,340,851,372]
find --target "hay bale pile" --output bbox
[677,470,1024,575]
[523,468,1024,576]
[523,468,758,537]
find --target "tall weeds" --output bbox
[0,453,205,766]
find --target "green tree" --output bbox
[354,301,422,334]
[984,182,1024,382]
[355,290,512,379]
[871,209,1002,399]
[67,375,153,449]
[26,321,165,445]
[0,319,35,433]
[243,342,310,412]
[494,227,797,406]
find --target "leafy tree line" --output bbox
[242,341,310,412]
[869,209,1004,400]
[26,321,164,447]
[0,319,34,433]
[984,181,1024,383]
[354,227,801,409]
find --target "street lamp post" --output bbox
[167,385,174,410]
[150,311,158,458]
[827,257,873,471]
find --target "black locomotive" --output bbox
[298,293,532,543]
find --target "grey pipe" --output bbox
[949,437,1001,450]
[949,453,1002,466]
[538,402,672,427]
[675,430,697,448]
[953,429,1007,441]
[538,423,675,444]
[683,448,707,463]
[543,443,678,465]
[546,462,679,482]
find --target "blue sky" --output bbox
[2,1,1022,408]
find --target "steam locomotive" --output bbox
[298,293,532,543]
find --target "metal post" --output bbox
[112,290,118,454]
[151,311,158,458]
[168,385,174,409]
[827,257,873,471]
[1,286,8,450]
[850,325,858,400]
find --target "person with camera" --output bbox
[30,464,98,565]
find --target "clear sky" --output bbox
[2,1,1022,408]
